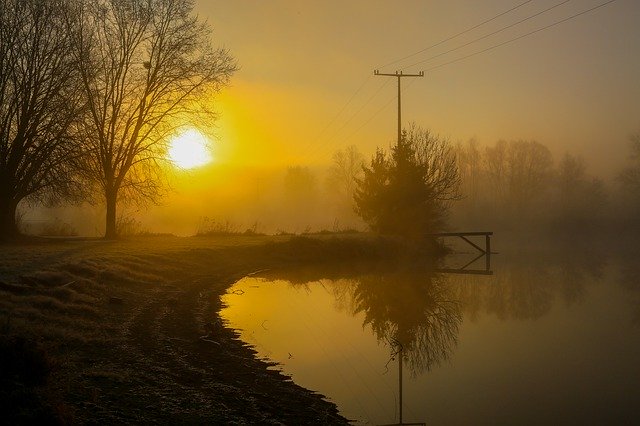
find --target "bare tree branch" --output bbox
[70,0,236,238]
[0,0,83,239]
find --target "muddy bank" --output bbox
[3,235,400,424]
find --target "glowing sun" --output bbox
[168,129,212,169]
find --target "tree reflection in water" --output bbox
[250,246,620,423]
[347,271,461,375]
[262,242,609,376]
[265,265,463,376]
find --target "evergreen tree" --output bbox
[355,125,460,239]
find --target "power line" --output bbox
[309,75,372,147]
[315,92,397,161]
[298,0,618,167]
[401,0,572,70]
[378,0,535,70]
[302,0,540,165]
[323,75,373,135]
[311,78,423,163]
[326,79,392,145]
[290,74,373,165]
[296,78,392,164]
[423,0,618,72]
[301,1,539,166]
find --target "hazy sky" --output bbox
[193,0,640,177]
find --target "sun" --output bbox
[168,129,213,169]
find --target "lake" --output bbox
[220,249,640,425]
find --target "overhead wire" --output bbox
[295,1,542,166]
[299,0,618,166]
[320,75,373,138]
[313,78,422,163]
[303,92,397,166]
[291,74,373,165]
[421,0,618,73]
[378,0,535,69]
[400,0,572,70]
[295,78,392,165]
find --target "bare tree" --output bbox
[71,0,236,238]
[483,140,509,205]
[0,0,82,240]
[409,125,461,205]
[545,152,606,235]
[484,139,553,215]
[326,145,364,211]
[616,132,640,231]
[557,153,587,202]
[618,133,640,197]
[455,138,482,205]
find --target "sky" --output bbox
[195,0,640,177]
[29,0,640,236]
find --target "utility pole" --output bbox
[375,70,422,426]
[374,70,424,144]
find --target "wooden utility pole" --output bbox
[373,70,424,144]
[374,69,423,426]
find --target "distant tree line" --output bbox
[326,129,640,241]
[284,125,461,241]
[0,0,236,240]
[452,136,640,237]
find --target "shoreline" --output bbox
[1,235,365,424]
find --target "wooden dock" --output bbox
[430,231,493,275]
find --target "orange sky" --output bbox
[196,0,640,177]
[25,0,640,236]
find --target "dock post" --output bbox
[399,346,403,424]
[485,234,491,271]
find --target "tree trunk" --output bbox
[105,189,117,239]
[0,198,19,241]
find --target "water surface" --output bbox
[220,252,640,425]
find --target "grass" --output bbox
[0,233,445,423]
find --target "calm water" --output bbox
[220,251,640,425]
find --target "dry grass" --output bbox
[0,234,382,423]
[0,233,447,423]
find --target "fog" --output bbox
[5,1,640,424]
[17,130,640,240]
[20,163,362,237]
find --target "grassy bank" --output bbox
[0,234,444,423]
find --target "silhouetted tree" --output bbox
[558,153,587,200]
[455,138,482,205]
[326,145,365,222]
[70,0,236,238]
[554,153,606,233]
[616,132,640,232]
[0,0,82,239]
[355,124,460,238]
[484,139,553,218]
[618,133,640,198]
